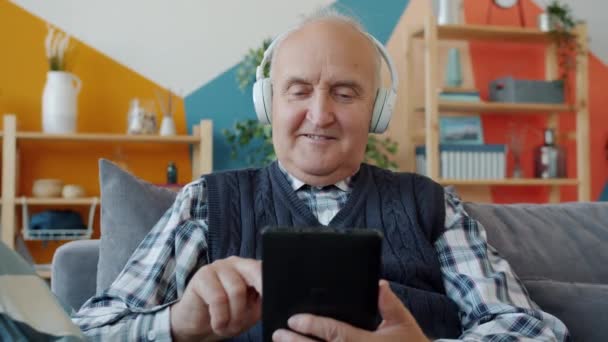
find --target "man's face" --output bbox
[270,20,378,186]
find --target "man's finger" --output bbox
[287,314,368,342]
[272,329,317,342]
[216,265,249,329]
[378,279,415,326]
[232,258,263,294]
[197,267,230,331]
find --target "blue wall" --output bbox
[185,0,410,171]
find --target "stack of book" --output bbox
[416,144,506,180]
[439,91,484,145]
[439,90,481,103]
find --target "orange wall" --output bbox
[0,1,191,263]
[464,0,608,203]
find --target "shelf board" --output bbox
[412,130,577,141]
[36,269,51,279]
[16,132,199,144]
[416,100,575,114]
[17,197,98,205]
[438,178,579,186]
[34,264,52,279]
[412,24,569,44]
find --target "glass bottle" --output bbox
[534,129,566,178]
[167,162,178,184]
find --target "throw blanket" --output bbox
[0,241,84,341]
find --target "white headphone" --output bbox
[252,31,399,134]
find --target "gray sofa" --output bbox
[52,160,608,341]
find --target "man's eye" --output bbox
[288,85,311,96]
[333,87,356,101]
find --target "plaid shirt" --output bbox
[73,169,569,341]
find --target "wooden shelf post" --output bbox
[576,23,590,201]
[424,15,440,180]
[545,40,560,203]
[192,119,213,179]
[2,115,17,249]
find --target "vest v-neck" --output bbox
[268,162,371,227]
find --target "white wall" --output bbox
[12,0,334,96]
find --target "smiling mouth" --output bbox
[302,134,336,140]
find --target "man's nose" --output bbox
[306,92,336,127]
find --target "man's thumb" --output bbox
[378,280,415,326]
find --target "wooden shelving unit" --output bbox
[17,132,200,143]
[416,101,575,114]
[17,197,99,206]
[411,24,575,43]
[406,16,590,202]
[0,114,214,253]
[438,178,579,187]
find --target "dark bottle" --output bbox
[534,129,566,178]
[167,162,178,184]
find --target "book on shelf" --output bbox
[415,144,506,180]
[439,91,481,102]
[438,91,484,145]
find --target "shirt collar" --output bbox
[277,162,355,192]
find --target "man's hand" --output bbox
[272,280,429,342]
[170,256,262,342]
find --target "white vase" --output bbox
[159,115,176,136]
[437,0,461,25]
[42,71,82,134]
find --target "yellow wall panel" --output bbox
[0,1,191,263]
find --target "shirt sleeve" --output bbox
[72,178,210,341]
[434,187,570,341]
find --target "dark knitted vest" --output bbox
[205,161,461,340]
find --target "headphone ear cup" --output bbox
[370,88,396,133]
[252,78,273,125]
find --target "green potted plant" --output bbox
[235,39,272,91]
[225,40,399,170]
[542,1,583,83]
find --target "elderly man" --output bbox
[73,11,569,342]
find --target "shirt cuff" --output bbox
[133,306,172,341]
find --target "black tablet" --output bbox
[262,227,383,341]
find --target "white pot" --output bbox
[437,0,461,25]
[42,71,82,134]
[159,116,176,136]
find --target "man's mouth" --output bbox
[303,134,335,140]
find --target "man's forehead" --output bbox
[275,70,367,87]
[274,20,375,60]
[273,34,375,76]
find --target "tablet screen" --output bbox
[262,227,382,341]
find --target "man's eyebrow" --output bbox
[283,77,312,88]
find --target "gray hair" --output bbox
[268,8,382,89]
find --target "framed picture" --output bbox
[439,116,484,145]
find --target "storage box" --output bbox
[416,144,506,180]
[489,76,564,104]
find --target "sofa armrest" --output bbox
[52,239,100,312]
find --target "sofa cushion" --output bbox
[463,202,608,284]
[52,239,99,311]
[97,159,177,293]
[523,279,608,341]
